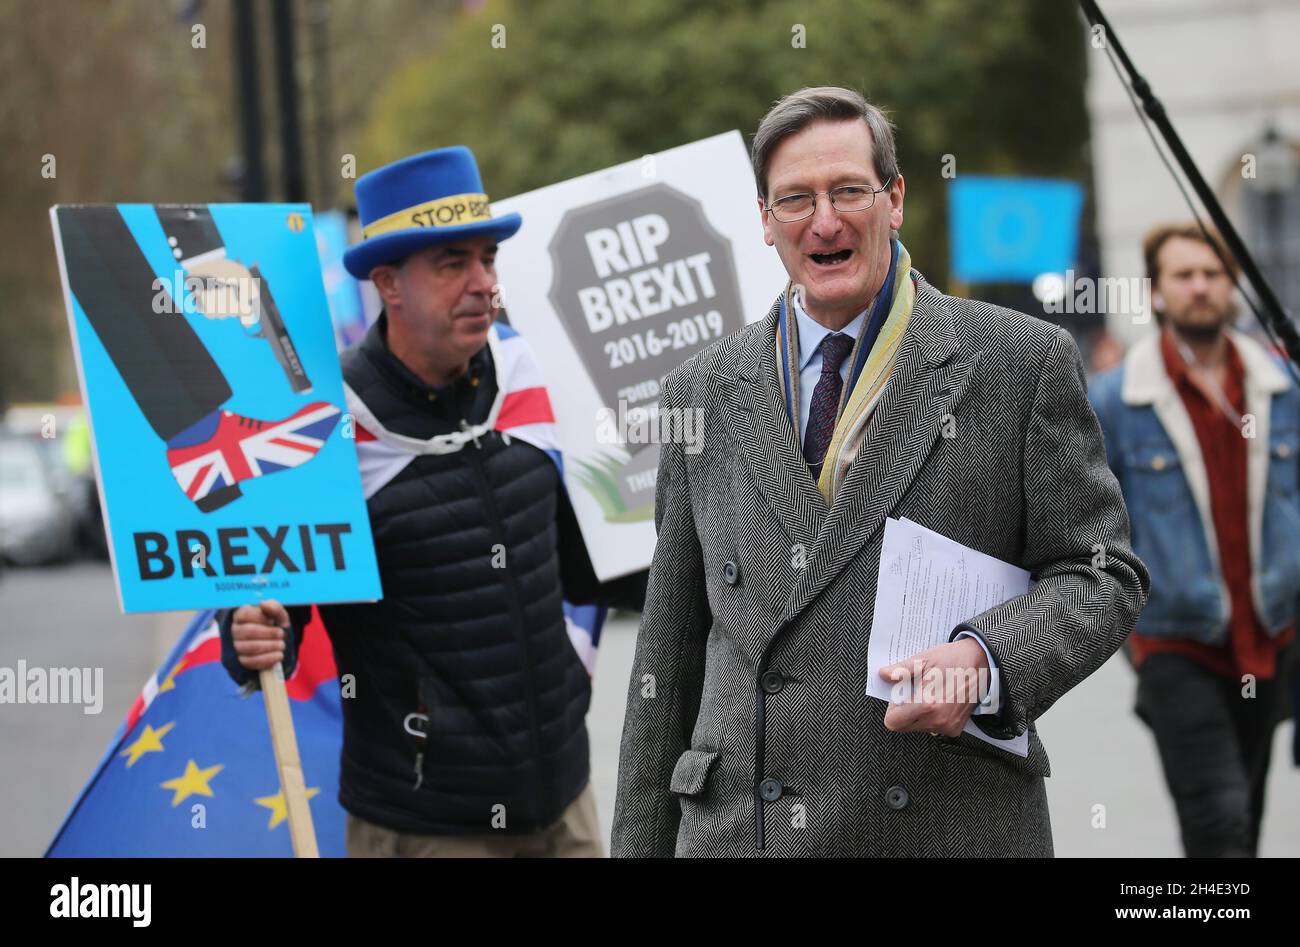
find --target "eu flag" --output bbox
[47,601,606,856]
[948,175,1084,283]
[46,609,346,857]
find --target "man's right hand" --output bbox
[230,599,290,671]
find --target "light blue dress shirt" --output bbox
[791,297,1001,716]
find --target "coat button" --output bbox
[760,670,785,694]
[723,560,739,584]
[1150,454,1166,471]
[885,785,910,810]
[1278,443,1292,458]
[759,778,783,802]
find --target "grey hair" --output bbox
[751,86,900,200]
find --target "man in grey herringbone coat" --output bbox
[611,87,1149,857]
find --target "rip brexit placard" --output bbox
[492,132,786,580]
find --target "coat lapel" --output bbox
[721,299,826,553]
[782,278,979,621]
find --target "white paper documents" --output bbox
[867,517,1031,757]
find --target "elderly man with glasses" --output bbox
[611,86,1149,857]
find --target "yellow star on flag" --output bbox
[157,658,189,694]
[160,759,223,806]
[120,721,175,767]
[254,786,322,830]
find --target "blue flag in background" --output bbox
[948,175,1084,283]
[314,209,370,350]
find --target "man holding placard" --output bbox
[222,147,644,857]
[612,87,1149,857]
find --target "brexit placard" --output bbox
[493,132,786,579]
[50,204,382,612]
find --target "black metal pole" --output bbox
[1079,0,1300,369]
[308,0,335,210]
[272,0,307,203]
[232,0,267,202]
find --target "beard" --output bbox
[1170,319,1225,344]
[1165,299,1235,342]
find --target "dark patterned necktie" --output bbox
[802,333,855,476]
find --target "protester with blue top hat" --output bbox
[341,145,522,278]
[220,145,646,857]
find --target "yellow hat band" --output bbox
[362,192,493,239]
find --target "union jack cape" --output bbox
[344,321,605,672]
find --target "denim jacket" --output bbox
[1089,329,1300,644]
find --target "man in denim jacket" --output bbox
[1090,223,1298,857]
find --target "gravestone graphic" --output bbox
[547,184,743,520]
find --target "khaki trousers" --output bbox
[345,782,605,858]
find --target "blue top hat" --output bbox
[343,145,522,279]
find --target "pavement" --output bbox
[2,563,1296,856]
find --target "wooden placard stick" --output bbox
[259,663,320,858]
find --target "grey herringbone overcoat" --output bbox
[610,274,1150,857]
